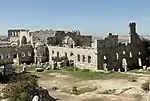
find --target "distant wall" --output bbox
[0,46,14,65]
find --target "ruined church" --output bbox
[0,22,150,73]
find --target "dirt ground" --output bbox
[36,72,150,101]
[0,70,149,101]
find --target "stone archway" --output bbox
[122,58,127,72]
[63,36,75,48]
[21,36,27,45]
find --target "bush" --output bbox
[141,81,150,92]
[66,67,80,71]
[2,73,38,101]
[82,69,91,72]
[53,56,68,62]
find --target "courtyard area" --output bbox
[28,68,150,101]
[1,67,150,101]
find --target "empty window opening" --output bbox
[70,52,74,56]
[104,55,106,60]
[130,52,132,57]
[123,51,126,54]
[22,52,25,57]
[88,56,91,63]
[6,54,10,58]
[82,55,85,62]
[116,53,119,60]
[122,58,127,72]
[65,53,67,57]
[103,63,108,71]
[13,54,17,58]
[77,54,80,61]
[138,58,142,66]
[52,57,54,60]
[71,44,74,48]
[57,52,59,57]
[28,51,31,56]
[139,52,141,55]
[0,54,3,59]
[52,51,54,54]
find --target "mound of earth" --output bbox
[2,72,57,101]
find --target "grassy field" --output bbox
[129,69,150,75]
[13,65,138,81]
[33,69,137,81]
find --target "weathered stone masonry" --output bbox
[1,22,150,72]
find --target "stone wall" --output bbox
[19,31,31,46]
[36,45,49,63]
[18,45,34,64]
[48,46,98,70]
[0,46,14,65]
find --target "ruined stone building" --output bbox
[0,22,150,72]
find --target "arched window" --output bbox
[104,55,106,60]
[0,54,3,59]
[82,55,85,62]
[65,53,67,57]
[6,53,10,58]
[57,52,59,57]
[52,50,54,54]
[139,52,141,55]
[28,51,31,56]
[70,52,74,56]
[22,52,25,57]
[77,54,80,61]
[21,36,27,45]
[116,53,119,60]
[130,52,132,57]
[13,54,17,58]
[123,51,126,54]
[88,56,91,63]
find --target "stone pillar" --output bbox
[16,54,20,65]
[34,48,37,64]
[51,61,54,69]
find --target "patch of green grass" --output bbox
[26,66,36,71]
[66,70,137,80]
[13,65,36,73]
[129,69,150,74]
[34,68,138,80]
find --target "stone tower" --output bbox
[129,22,136,34]
[128,22,140,44]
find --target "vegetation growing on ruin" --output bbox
[31,67,137,81]
[2,73,38,101]
[13,64,138,81]
[53,56,68,62]
[130,69,150,75]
